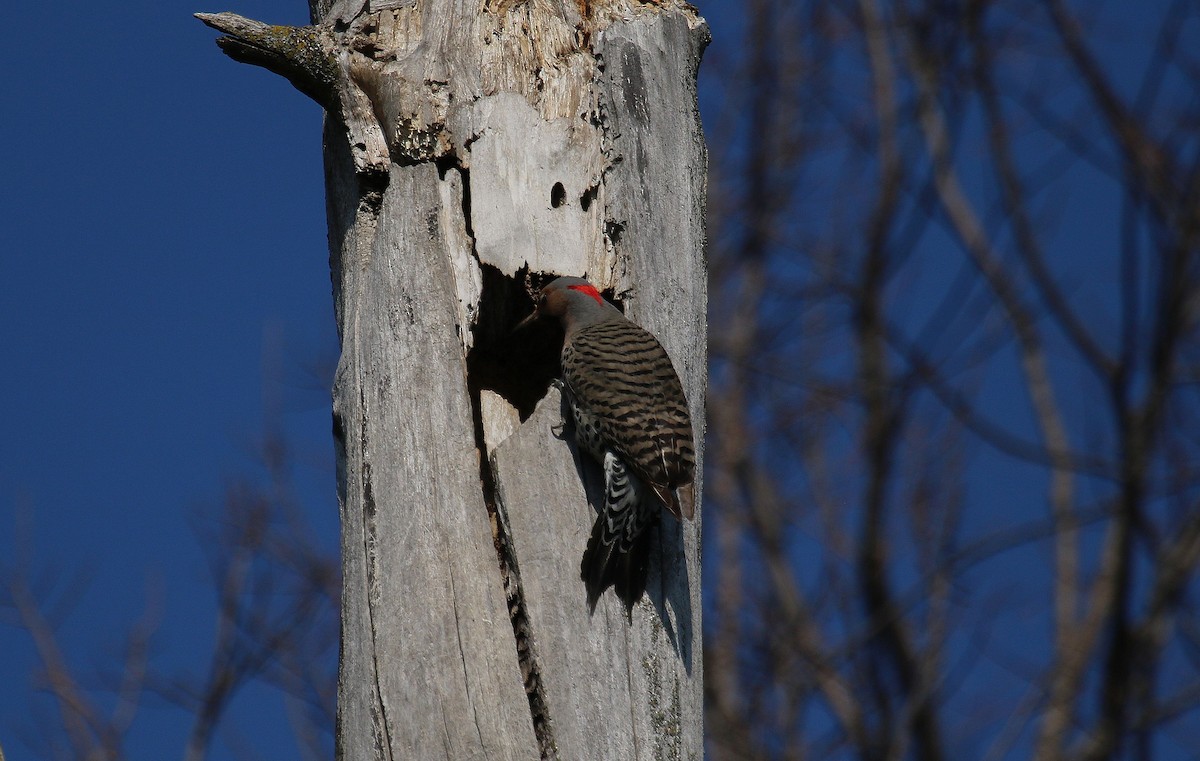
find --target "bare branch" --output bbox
[195,13,337,107]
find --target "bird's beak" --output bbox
[513,307,540,333]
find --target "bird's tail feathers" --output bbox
[581,452,656,615]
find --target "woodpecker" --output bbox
[519,276,695,614]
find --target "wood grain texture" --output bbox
[328,158,539,760]
[598,14,710,758]
[461,93,605,279]
[494,389,644,760]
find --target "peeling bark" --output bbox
[200,0,708,758]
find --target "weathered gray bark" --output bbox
[198,1,707,758]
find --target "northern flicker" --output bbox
[519,276,695,614]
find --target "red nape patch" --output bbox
[568,283,604,305]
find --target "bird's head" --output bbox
[515,276,618,333]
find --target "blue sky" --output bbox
[3,1,337,757]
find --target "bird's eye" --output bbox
[539,294,548,306]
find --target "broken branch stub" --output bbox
[198,1,708,758]
[195,13,337,106]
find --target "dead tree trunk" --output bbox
[198,1,707,758]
